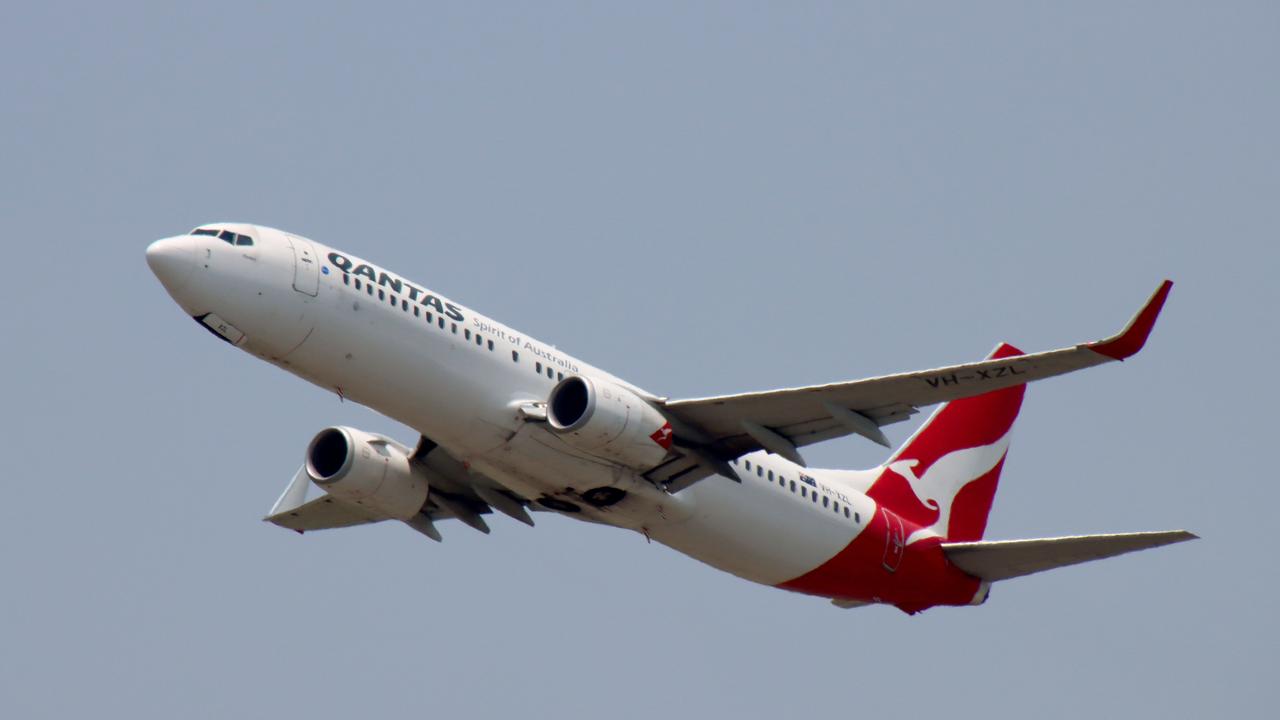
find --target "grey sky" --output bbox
[2,2,1275,717]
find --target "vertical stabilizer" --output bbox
[867,343,1026,543]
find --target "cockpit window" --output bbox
[192,228,254,246]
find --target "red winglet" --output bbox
[1087,280,1173,360]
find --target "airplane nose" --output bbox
[146,236,197,293]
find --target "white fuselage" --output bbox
[147,225,878,590]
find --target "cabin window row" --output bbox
[339,272,570,381]
[535,361,564,382]
[734,458,860,524]
[341,272,499,353]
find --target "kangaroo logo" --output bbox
[886,429,1013,545]
[650,422,674,450]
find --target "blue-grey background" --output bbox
[2,3,1274,718]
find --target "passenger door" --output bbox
[286,235,319,296]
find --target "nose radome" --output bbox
[146,236,197,293]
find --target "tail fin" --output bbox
[868,343,1026,542]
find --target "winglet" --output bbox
[1086,280,1173,360]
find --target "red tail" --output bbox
[867,343,1026,542]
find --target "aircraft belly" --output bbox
[474,423,693,529]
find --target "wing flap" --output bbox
[942,530,1197,582]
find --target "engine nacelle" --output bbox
[305,426,429,520]
[546,375,673,471]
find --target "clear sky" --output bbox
[1,2,1275,718]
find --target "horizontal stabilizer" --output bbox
[943,530,1197,582]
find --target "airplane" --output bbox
[146,223,1195,614]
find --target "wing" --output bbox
[264,465,382,532]
[649,281,1171,492]
[265,436,535,540]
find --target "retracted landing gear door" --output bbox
[286,235,319,296]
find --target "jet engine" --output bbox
[305,426,429,520]
[546,375,673,471]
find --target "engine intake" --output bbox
[305,426,429,520]
[549,376,592,431]
[546,376,673,471]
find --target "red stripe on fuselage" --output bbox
[776,505,982,614]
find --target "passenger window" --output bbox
[811,493,817,503]
[426,312,433,324]
[757,466,763,477]
[378,289,385,300]
[744,460,751,471]
[843,507,850,519]
[343,274,350,286]
[489,340,495,351]
[451,323,457,334]
[413,306,419,317]
[536,362,543,374]
[465,329,472,340]
[800,487,807,498]
[854,512,860,523]
[476,334,483,347]
[512,350,519,362]
[402,300,409,311]
[354,278,361,290]
[822,496,829,508]
[833,501,840,513]
[790,480,796,493]
[767,470,774,481]
[438,317,445,329]
[557,371,563,381]
[367,284,374,296]
[547,367,554,378]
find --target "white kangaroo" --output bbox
[886,430,1014,545]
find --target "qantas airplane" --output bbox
[146,223,1195,614]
